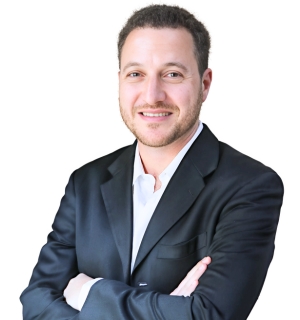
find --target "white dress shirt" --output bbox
[78,121,203,310]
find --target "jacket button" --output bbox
[138,282,148,287]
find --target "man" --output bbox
[20,4,283,319]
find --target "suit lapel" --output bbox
[133,125,219,271]
[100,143,136,283]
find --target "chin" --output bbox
[136,131,179,148]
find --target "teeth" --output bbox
[142,112,170,117]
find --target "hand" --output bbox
[64,273,93,310]
[170,256,211,297]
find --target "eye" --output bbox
[167,72,180,78]
[164,71,183,83]
[128,72,141,77]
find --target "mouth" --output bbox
[141,112,171,117]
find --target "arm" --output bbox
[20,172,80,320]
[63,257,212,310]
[78,172,283,320]
[21,170,283,320]
[21,168,210,318]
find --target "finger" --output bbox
[201,256,211,265]
[170,257,212,296]
[177,256,211,290]
[178,262,201,288]
[186,256,211,278]
[171,278,199,297]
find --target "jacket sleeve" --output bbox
[21,170,283,320]
[20,172,80,320]
[78,171,283,320]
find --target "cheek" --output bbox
[177,83,201,105]
[169,87,193,110]
[119,83,140,107]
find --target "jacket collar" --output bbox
[100,124,219,279]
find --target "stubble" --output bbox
[119,94,202,148]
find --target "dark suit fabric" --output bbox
[20,124,284,320]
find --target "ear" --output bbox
[201,68,212,102]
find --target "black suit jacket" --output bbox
[21,124,283,319]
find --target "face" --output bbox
[119,27,211,148]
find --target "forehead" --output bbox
[120,27,197,69]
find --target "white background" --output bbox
[1,0,299,318]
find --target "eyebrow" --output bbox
[121,61,188,73]
[163,62,188,72]
[122,62,142,73]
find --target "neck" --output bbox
[138,122,199,177]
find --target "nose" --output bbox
[141,76,166,105]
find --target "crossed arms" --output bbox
[64,256,212,310]
[20,167,283,320]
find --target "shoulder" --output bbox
[217,141,283,191]
[218,141,277,174]
[71,143,135,185]
[192,124,283,189]
[79,144,131,170]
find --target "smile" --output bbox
[142,112,171,117]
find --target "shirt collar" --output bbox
[133,146,146,185]
[133,121,203,185]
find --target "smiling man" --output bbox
[21,5,284,320]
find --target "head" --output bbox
[118,4,211,78]
[118,5,212,149]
